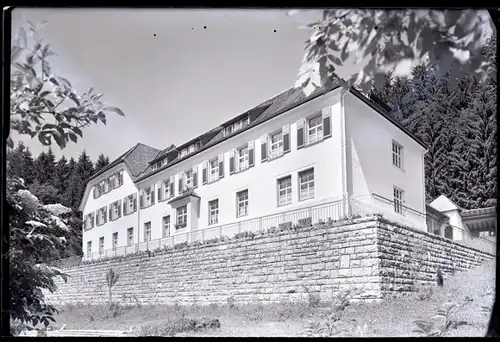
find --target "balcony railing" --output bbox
[50,194,496,268]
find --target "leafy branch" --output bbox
[9,21,125,150]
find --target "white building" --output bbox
[79,83,430,259]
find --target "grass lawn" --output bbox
[51,259,495,337]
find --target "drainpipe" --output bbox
[340,87,350,218]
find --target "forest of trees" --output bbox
[6,145,111,257]
[370,64,497,210]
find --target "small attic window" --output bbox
[224,116,250,137]
[152,159,164,171]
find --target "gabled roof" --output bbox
[86,143,160,183]
[136,81,342,182]
[429,195,463,213]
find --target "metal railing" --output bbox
[83,197,348,262]
[425,216,496,255]
[50,194,496,268]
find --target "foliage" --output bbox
[9,21,125,150]
[94,153,110,173]
[8,20,123,331]
[105,269,120,306]
[8,177,72,330]
[412,302,469,336]
[305,289,363,337]
[293,9,494,96]
[371,64,497,209]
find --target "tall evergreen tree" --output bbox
[371,65,497,209]
[33,148,57,185]
[6,141,26,180]
[94,153,110,173]
[54,156,71,204]
[65,151,95,213]
[466,81,497,208]
[22,147,35,186]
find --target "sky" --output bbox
[11,8,325,162]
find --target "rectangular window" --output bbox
[145,187,152,206]
[127,227,134,246]
[144,221,152,241]
[99,207,106,225]
[128,194,134,213]
[209,158,219,182]
[180,148,188,158]
[176,205,187,229]
[393,187,405,215]
[209,199,219,225]
[225,125,234,136]
[308,115,324,144]
[299,169,315,201]
[162,216,170,237]
[269,131,284,159]
[236,190,249,218]
[185,169,193,188]
[392,141,403,169]
[188,145,195,153]
[87,241,92,254]
[112,232,118,250]
[277,176,292,206]
[99,237,104,253]
[238,146,249,171]
[163,180,170,199]
[113,201,119,219]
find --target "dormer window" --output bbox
[152,160,163,171]
[180,148,188,158]
[224,116,250,137]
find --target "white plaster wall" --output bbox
[441,209,465,240]
[82,165,139,252]
[136,90,344,242]
[344,92,427,230]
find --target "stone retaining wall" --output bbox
[44,216,494,306]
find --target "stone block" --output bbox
[340,255,350,269]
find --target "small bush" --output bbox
[136,317,220,336]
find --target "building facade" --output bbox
[79,84,429,259]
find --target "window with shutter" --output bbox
[322,107,332,138]
[208,158,218,182]
[218,154,224,178]
[170,177,175,197]
[140,190,145,209]
[202,161,208,184]
[150,185,155,204]
[260,135,268,162]
[308,114,323,144]
[283,124,290,153]
[237,146,249,171]
[229,149,235,174]
[178,173,183,193]
[123,197,127,215]
[269,131,284,159]
[193,166,198,188]
[248,141,254,167]
[157,182,163,202]
[297,118,305,149]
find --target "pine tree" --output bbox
[94,153,110,173]
[54,156,70,203]
[6,141,26,180]
[22,147,35,186]
[466,81,497,208]
[33,148,57,185]
[65,151,95,213]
